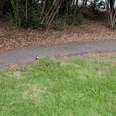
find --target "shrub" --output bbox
[10,0,42,28]
[1,0,84,28]
[65,7,83,25]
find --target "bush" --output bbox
[0,0,11,16]
[51,16,66,31]
[1,0,84,29]
[10,0,42,28]
[65,7,83,26]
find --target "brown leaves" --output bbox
[0,20,116,53]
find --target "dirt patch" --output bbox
[0,20,116,52]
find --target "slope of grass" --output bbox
[0,58,116,116]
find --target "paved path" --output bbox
[1,40,116,67]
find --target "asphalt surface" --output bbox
[0,40,116,68]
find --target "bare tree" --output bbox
[107,0,116,28]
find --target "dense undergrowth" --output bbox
[0,0,93,29]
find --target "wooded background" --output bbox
[0,0,116,28]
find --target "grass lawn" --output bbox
[0,58,116,116]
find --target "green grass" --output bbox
[0,58,116,116]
